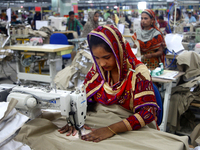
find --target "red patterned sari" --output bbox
[84,25,160,130]
[132,9,166,69]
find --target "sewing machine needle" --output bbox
[78,128,82,138]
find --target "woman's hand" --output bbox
[144,53,152,59]
[81,127,114,142]
[58,124,77,136]
[133,44,137,48]
[58,124,92,136]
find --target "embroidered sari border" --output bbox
[123,119,132,131]
[134,91,155,99]
[134,113,145,127]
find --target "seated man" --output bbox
[187,12,196,23]
[11,16,21,25]
[66,11,83,39]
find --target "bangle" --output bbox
[107,126,117,135]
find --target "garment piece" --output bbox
[0,99,29,148]
[67,18,83,32]
[167,75,200,133]
[190,124,200,147]
[177,51,200,82]
[132,9,166,69]
[54,50,93,90]
[1,139,31,150]
[15,104,190,150]
[85,25,160,130]
[82,11,99,37]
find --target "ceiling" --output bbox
[0,0,199,8]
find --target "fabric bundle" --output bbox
[54,49,93,90]
[0,99,30,150]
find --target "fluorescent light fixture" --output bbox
[138,2,146,10]
[88,1,92,3]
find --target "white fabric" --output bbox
[0,102,9,120]
[1,139,31,150]
[0,101,29,144]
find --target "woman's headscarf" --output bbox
[88,11,99,29]
[84,25,153,108]
[81,11,99,37]
[167,8,184,33]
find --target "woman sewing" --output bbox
[59,24,160,142]
[81,11,99,37]
[165,8,184,34]
[132,9,166,69]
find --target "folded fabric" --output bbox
[1,139,31,150]
[0,100,18,124]
[0,111,29,144]
[0,100,29,145]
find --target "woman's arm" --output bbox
[81,121,128,142]
[144,45,164,59]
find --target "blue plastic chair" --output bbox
[153,83,163,126]
[50,33,71,68]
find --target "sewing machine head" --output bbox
[6,84,87,129]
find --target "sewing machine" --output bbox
[49,17,67,31]
[6,85,87,132]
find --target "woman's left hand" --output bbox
[81,127,114,142]
[144,53,152,59]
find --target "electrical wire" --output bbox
[7,62,17,73]
[165,49,177,69]
[1,63,16,83]
[168,3,174,33]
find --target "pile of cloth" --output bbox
[54,48,93,90]
[167,51,200,134]
[0,99,30,150]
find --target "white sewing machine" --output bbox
[49,17,67,31]
[6,85,87,131]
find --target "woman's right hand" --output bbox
[133,44,137,48]
[58,124,92,136]
[58,124,77,136]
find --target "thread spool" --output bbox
[17,29,22,35]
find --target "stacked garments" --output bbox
[0,99,31,150]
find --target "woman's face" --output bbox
[141,13,153,28]
[93,13,99,22]
[92,46,117,71]
[173,11,179,20]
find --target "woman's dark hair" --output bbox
[89,35,112,53]
[141,12,153,19]
[94,11,99,15]
[173,8,181,19]
[158,15,164,20]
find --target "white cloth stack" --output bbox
[0,99,31,150]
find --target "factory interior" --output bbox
[1,0,200,149]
